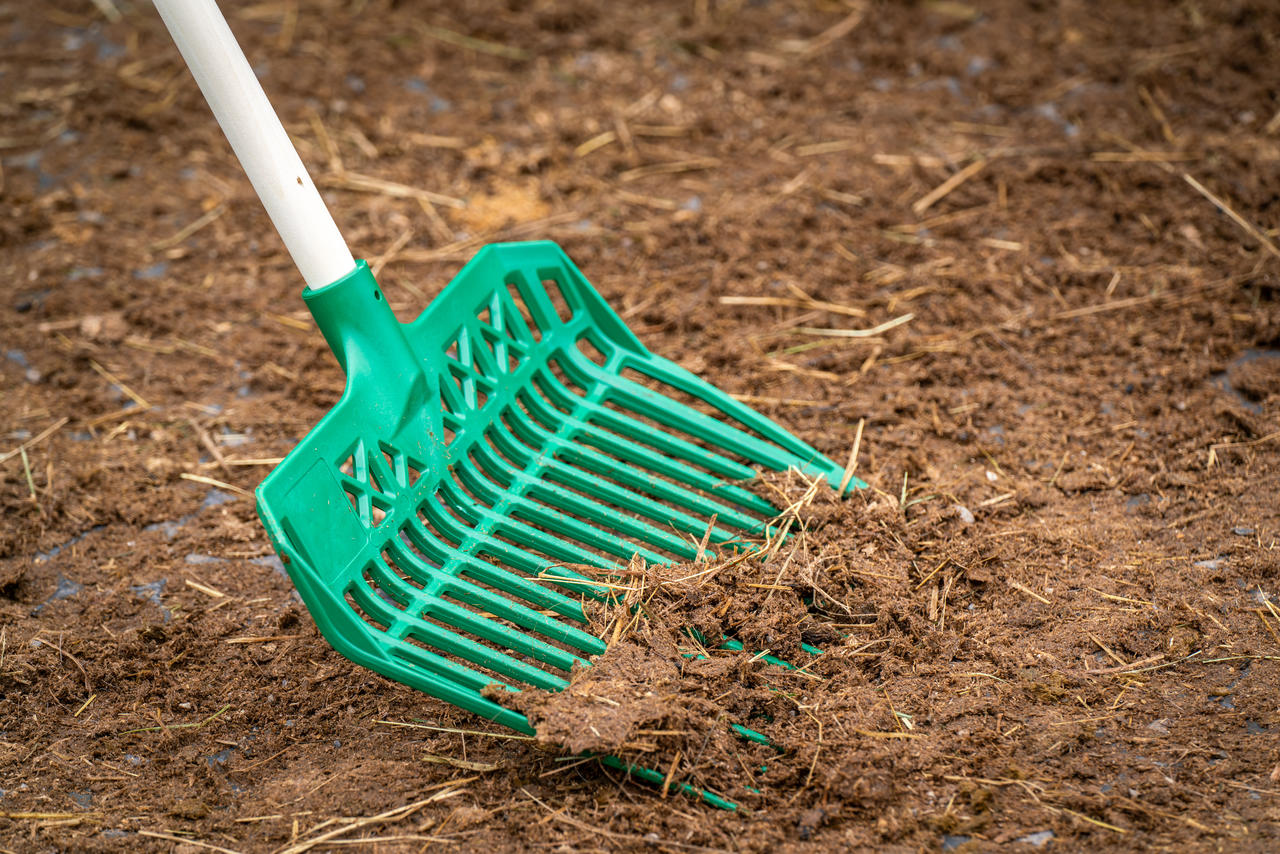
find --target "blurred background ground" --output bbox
[1,0,1279,850]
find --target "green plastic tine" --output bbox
[468,437,706,559]
[350,580,544,694]
[412,499,562,578]
[345,570,409,627]
[435,478,621,572]
[485,417,743,548]
[386,635,501,694]
[380,630,545,719]
[410,504,613,611]
[419,597,587,675]
[596,755,737,811]
[605,371,830,476]
[452,451,673,565]
[533,367,759,483]
[600,347,835,469]
[497,404,766,535]
[555,351,834,480]
[383,540,606,654]
[391,605,572,692]
[400,519,598,622]
[517,379,778,518]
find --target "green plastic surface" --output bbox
[256,241,864,806]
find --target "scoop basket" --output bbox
[260,242,858,733]
[155,0,863,809]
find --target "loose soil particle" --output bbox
[2,0,1279,851]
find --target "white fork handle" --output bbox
[154,0,355,290]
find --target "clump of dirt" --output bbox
[504,471,930,806]
[501,637,692,755]
[1229,353,1280,408]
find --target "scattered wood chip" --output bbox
[796,313,914,338]
[180,473,251,497]
[422,753,500,772]
[912,159,988,215]
[322,171,465,209]
[225,635,303,644]
[1008,579,1051,604]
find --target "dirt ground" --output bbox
[3,0,1280,850]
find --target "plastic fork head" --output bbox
[257,241,863,733]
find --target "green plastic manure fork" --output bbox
[155,0,864,808]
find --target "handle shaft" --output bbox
[154,0,354,290]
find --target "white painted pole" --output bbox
[154,0,355,290]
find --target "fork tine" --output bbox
[518,378,779,517]
[534,366,758,481]
[398,519,595,617]
[437,477,621,571]
[469,438,703,559]
[385,540,606,654]
[562,348,834,474]
[368,556,584,676]
[496,405,765,536]
[452,453,672,564]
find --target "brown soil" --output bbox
[3,0,1280,851]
